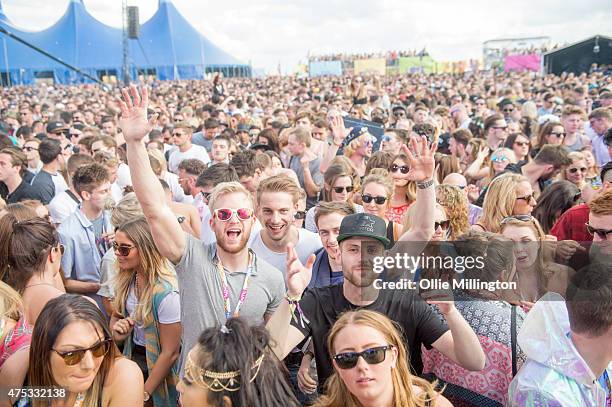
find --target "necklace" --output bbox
[216,251,254,321]
[24,282,56,289]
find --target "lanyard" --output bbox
[216,251,254,321]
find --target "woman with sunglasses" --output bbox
[560,151,588,191]
[0,281,31,399]
[387,153,416,224]
[473,173,536,233]
[434,184,469,240]
[110,216,181,406]
[360,170,403,247]
[500,216,571,305]
[25,294,143,407]
[421,231,526,406]
[479,147,517,189]
[532,121,566,157]
[504,133,531,165]
[314,310,449,407]
[305,164,363,233]
[532,181,581,234]
[0,214,64,326]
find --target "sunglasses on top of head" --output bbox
[213,208,253,222]
[53,339,111,366]
[390,164,409,174]
[333,345,393,370]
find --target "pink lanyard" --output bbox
[216,251,254,321]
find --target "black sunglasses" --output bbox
[294,211,306,220]
[434,220,450,230]
[585,223,612,240]
[550,132,566,138]
[362,194,387,205]
[333,345,393,370]
[333,186,354,194]
[516,193,536,203]
[113,241,136,257]
[53,339,111,366]
[568,167,587,174]
[390,164,409,174]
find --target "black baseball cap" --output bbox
[249,143,271,152]
[337,213,391,249]
[46,121,69,133]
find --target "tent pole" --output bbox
[2,37,10,86]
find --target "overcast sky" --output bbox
[2,0,611,74]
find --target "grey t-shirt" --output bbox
[175,234,285,374]
[289,156,323,211]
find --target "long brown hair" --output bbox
[315,310,440,407]
[29,294,120,407]
[0,215,59,291]
[323,165,356,202]
[112,217,176,326]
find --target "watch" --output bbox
[143,391,150,402]
[416,178,434,189]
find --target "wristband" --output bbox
[286,294,309,328]
[416,179,434,189]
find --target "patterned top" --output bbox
[422,290,526,406]
[385,203,410,223]
[0,317,32,369]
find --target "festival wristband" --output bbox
[416,179,434,189]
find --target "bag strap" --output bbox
[511,305,518,376]
[65,189,80,205]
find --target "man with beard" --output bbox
[117,86,284,374]
[177,158,207,217]
[249,175,322,275]
[267,137,485,391]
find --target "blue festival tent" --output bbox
[0,0,250,85]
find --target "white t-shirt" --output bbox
[168,145,210,174]
[126,284,181,346]
[116,163,132,190]
[48,190,80,224]
[51,172,69,198]
[163,171,191,203]
[248,227,322,275]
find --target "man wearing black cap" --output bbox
[46,121,69,140]
[267,137,485,391]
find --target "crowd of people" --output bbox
[308,49,430,63]
[0,67,611,407]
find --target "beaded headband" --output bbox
[184,353,265,392]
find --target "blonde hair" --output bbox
[0,280,22,322]
[403,202,446,232]
[478,173,529,233]
[315,310,440,407]
[209,181,254,212]
[362,169,394,201]
[344,133,370,157]
[484,148,517,185]
[148,149,168,176]
[435,184,470,240]
[256,175,301,206]
[560,151,586,182]
[110,193,143,228]
[112,217,177,327]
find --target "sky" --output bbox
[2,0,611,75]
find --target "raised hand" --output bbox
[286,243,315,298]
[330,115,349,146]
[400,136,437,182]
[117,85,157,144]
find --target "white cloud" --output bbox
[2,0,611,74]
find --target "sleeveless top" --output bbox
[565,135,585,152]
[0,317,32,369]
